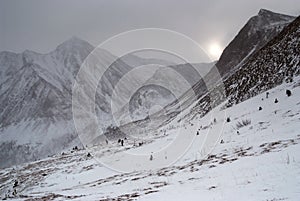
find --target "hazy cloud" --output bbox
[0,0,299,58]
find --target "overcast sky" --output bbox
[1,0,299,60]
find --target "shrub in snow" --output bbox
[236,119,251,129]
[285,77,293,83]
[226,117,231,122]
[286,89,292,97]
[13,180,18,188]
[12,189,17,196]
[274,98,278,103]
[150,155,153,161]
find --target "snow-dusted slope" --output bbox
[1,69,299,201]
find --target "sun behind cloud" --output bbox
[209,42,223,60]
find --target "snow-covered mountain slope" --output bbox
[0,38,99,168]
[1,69,299,201]
[0,37,181,168]
[112,62,214,124]
[216,9,295,77]
[0,35,214,168]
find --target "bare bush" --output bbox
[236,119,251,129]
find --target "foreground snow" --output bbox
[1,77,300,200]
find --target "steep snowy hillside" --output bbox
[1,69,299,201]
[182,15,300,124]
[117,10,298,136]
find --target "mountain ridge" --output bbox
[216,9,295,77]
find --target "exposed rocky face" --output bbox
[216,9,295,77]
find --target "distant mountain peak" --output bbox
[258,8,275,16]
[22,49,37,64]
[64,36,87,44]
[55,36,94,53]
[256,8,295,22]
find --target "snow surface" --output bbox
[1,75,300,200]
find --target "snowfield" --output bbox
[1,75,300,200]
